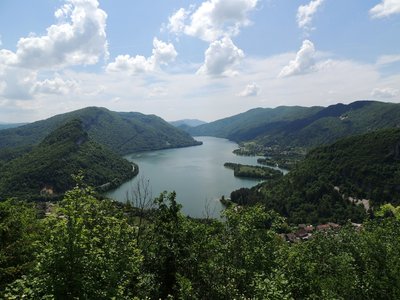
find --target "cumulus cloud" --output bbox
[106,38,177,75]
[33,76,77,95]
[371,87,399,98]
[168,0,258,42]
[297,0,324,30]
[197,37,244,76]
[239,82,260,97]
[0,0,108,70]
[167,8,189,34]
[370,0,400,18]
[278,40,316,78]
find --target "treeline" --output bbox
[224,162,283,180]
[1,181,400,299]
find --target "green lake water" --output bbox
[106,136,266,218]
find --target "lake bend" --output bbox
[106,136,267,218]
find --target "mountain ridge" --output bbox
[0,107,201,157]
[187,100,400,149]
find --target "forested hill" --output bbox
[188,100,400,148]
[188,105,322,139]
[233,128,400,224]
[0,120,135,200]
[0,107,201,156]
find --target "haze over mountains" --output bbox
[187,100,400,148]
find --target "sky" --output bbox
[0,0,399,123]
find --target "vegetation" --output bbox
[0,107,201,159]
[188,101,400,150]
[224,162,283,180]
[0,120,135,200]
[2,180,400,299]
[230,128,400,224]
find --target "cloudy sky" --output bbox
[0,0,399,122]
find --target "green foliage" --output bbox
[231,128,400,224]
[2,185,400,299]
[0,199,40,292]
[5,180,143,299]
[0,106,201,157]
[0,120,135,199]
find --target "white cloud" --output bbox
[0,0,108,70]
[371,87,399,98]
[0,67,36,100]
[197,37,244,76]
[370,0,400,18]
[33,76,77,95]
[297,0,324,30]
[239,82,260,97]
[376,54,400,65]
[167,8,189,34]
[106,38,177,75]
[168,0,258,42]
[279,40,316,78]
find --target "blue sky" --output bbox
[0,0,399,122]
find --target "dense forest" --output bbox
[1,103,400,298]
[1,179,400,299]
[230,128,400,224]
[188,101,400,149]
[0,120,136,200]
[0,107,201,158]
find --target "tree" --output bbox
[0,199,39,293]
[5,176,143,299]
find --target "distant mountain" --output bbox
[188,106,322,140]
[0,123,28,130]
[188,101,400,149]
[0,120,135,200]
[170,119,207,127]
[234,128,400,224]
[0,107,201,156]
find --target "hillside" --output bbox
[0,120,135,200]
[231,128,400,224]
[0,107,201,157]
[170,119,207,127]
[0,123,27,130]
[188,101,400,149]
[188,106,322,139]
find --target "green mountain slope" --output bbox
[188,106,322,139]
[189,101,400,149]
[0,107,201,157]
[0,120,135,199]
[232,128,400,224]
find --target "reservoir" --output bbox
[106,136,264,218]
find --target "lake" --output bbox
[106,136,265,218]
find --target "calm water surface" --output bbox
[106,136,265,218]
